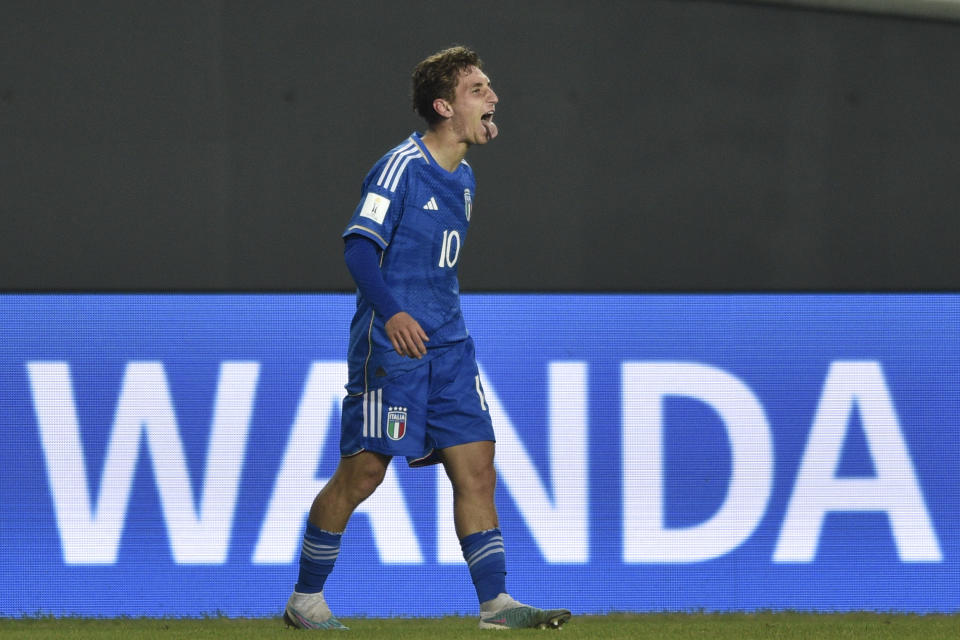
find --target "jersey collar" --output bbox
[411,132,464,176]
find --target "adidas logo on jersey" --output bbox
[422,197,439,211]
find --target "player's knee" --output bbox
[455,463,496,498]
[329,455,388,506]
[348,463,387,503]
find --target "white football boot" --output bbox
[284,590,349,630]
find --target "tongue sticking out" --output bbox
[482,118,499,140]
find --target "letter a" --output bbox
[774,361,941,562]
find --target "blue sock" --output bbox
[295,522,341,594]
[460,528,507,604]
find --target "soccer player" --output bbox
[283,46,571,630]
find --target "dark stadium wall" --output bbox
[3,1,959,291]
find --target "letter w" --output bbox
[28,361,259,565]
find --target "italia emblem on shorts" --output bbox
[463,188,472,221]
[386,406,407,440]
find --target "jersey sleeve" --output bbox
[342,156,411,250]
[343,235,402,319]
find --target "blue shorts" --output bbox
[340,337,494,466]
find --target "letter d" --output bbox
[622,362,773,562]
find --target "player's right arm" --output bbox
[343,235,428,359]
[342,141,433,359]
[384,311,429,360]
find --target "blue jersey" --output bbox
[342,132,476,393]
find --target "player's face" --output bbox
[449,66,498,145]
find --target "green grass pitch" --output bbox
[1,613,958,639]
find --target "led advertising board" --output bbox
[1,294,956,616]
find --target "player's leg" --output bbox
[308,449,392,532]
[285,450,390,630]
[287,362,430,630]
[438,440,498,537]
[438,440,504,602]
[439,442,571,630]
[429,340,570,630]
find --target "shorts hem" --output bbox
[407,449,439,467]
[342,443,423,459]
[433,436,495,450]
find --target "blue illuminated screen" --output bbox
[0,294,956,616]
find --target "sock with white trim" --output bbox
[460,528,507,605]
[295,522,341,594]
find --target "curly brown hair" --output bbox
[411,46,484,125]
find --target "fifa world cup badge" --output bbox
[463,188,472,221]
[386,406,407,440]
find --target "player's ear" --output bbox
[432,98,453,120]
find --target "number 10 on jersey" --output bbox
[438,229,462,268]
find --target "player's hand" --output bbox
[385,312,429,359]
